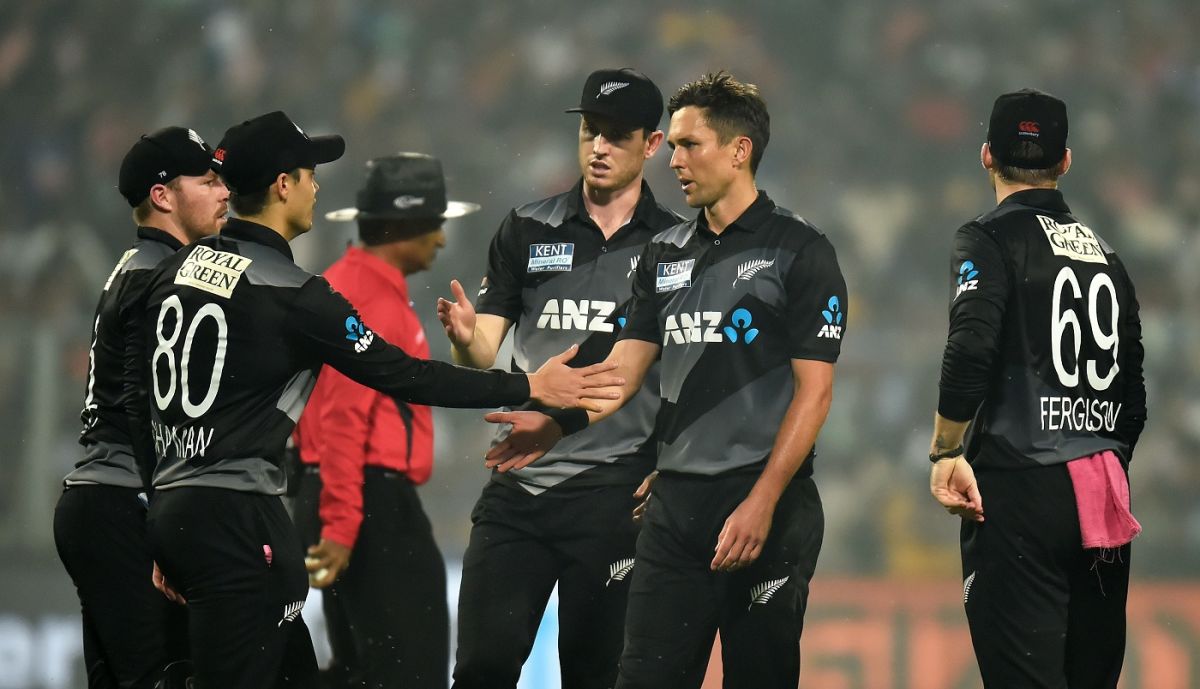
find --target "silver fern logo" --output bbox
[278,600,305,627]
[627,255,640,279]
[607,558,635,587]
[732,258,775,287]
[597,81,629,97]
[748,576,789,610]
[187,129,207,148]
[963,571,976,604]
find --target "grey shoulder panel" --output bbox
[238,243,313,289]
[514,192,571,228]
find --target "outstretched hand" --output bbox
[527,344,623,411]
[436,279,476,347]
[930,456,984,522]
[483,411,564,472]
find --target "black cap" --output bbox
[565,68,663,131]
[118,127,218,207]
[325,153,480,223]
[213,111,345,194]
[987,89,1068,169]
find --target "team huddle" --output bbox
[53,68,1145,689]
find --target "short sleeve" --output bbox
[475,210,525,321]
[783,235,848,362]
[616,242,661,344]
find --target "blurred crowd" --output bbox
[1,0,1197,575]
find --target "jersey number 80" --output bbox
[152,295,228,418]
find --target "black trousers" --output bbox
[54,484,189,689]
[615,471,823,689]
[293,467,450,689]
[146,486,318,689]
[452,480,641,689]
[962,464,1131,689]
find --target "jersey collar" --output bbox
[136,225,185,252]
[695,190,775,238]
[219,218,295,262]
[999,188,1071,214]
[567,178,662,234]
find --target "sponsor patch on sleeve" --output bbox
[174,246,253,298]
[656,259,695,293]
[527,243,574,273]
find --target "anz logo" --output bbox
[536,299,618,332]
[817,296,843,340]
[664,308,760,346]
[956,260,979,299]
[345,315,375,353]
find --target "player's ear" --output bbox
[733,135,753,170]
[980,142,993,171]
[1059,149,1072,177]
[644,130,665,158]
[274,171,291,202]
[148,183,173,213]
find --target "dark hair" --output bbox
[358,217,443,246]
[668,71,770,173]
[995,142,1063,185]
[229,168,301,217]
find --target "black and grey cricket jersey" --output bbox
[142,218,531,495]
[67,227,184,489]
[619,192,847,477]
[938,188,1146,469]
[476,179,683,493]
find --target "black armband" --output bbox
[542,407,590,436]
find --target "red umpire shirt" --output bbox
[295,246,433,548]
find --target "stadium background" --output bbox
[1,1,1198,687]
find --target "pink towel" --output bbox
[1066,450,1141,549]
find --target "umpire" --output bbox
[928,90,1147,689]
[140,111,621,689]
[293,153,481,689]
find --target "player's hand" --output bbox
[632,470,659,523]
[306,538,352,588]
[527,344,623,412]
[711,493,774,571]
[436,279,476,348]
[930,456,984,522]
[152,561,186,605]
[483,411,563,471]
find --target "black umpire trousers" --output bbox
[293,466,450,689]
[962,463,1131,689]
[615,471,824,689]
[146,486,318,689]
[452,479,641,689]
[54,484,189,689]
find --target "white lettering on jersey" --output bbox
[663,311,723,346]
[527,243,574,272]
[1037,215,1109,265]
[175,246,253,298]
[1038,396,1122,433]
[152,420,217,461]
[656,259,695,293]
[536,299,616,332]
[817,324,843,339]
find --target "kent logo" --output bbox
[955,260,979,299]
[527,243,574,272]
[656,259,695,293]
[536,299,617,332]
[818,296,843,339]
[663,308,762,346]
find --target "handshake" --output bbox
[523,343,623,412]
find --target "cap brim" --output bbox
[309,135,346,166]
[444,200,481,219]
[325,207,359,222]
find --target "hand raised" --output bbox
[436,279,477,347]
